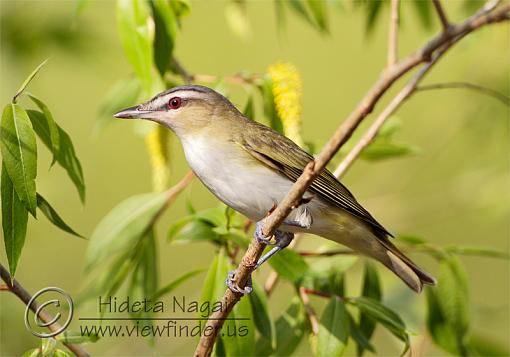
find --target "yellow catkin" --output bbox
[267,62,304,147]
[145,125,170,192]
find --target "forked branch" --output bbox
[194,3,510,356]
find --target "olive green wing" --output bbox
[239,122,392,237]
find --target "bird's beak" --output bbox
[114,105,153,119]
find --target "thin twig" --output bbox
[0,264,89,357]
[298,287,319,335]
[388,0,400,67]
[194,4,510,356]
[417,82,510,107]
[432,0,451,31]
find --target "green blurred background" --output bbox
[0,0,508,356]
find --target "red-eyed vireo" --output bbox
[115,85,436,293]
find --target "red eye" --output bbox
[168,97,182,109]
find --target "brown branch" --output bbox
[194,4,510,356]
[298,287,319,335]
[388,0,400,67]
[0,264,89,357]
[417,82,510,107]
[432,0,451,31]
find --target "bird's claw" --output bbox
[254,220,276,245]
[226,269,253,294]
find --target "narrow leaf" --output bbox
[249,279,277,349]
[0,104,37,216]
[84,192,167,271]
[349,297,409,353]
[268,248,309,283]
[117,0,153,93]
[317,297,349,357]
[151,0,178,76]
[36,193,83,238]
[1,163,29,278]
[358,261,381,356]
[56,330,100,344]
[27,110,85,203]
[151,269,204,301]
[307,0,329,33]
[13,59,48,103]
[96,76,141,133]
[20,349,40,357]
[348,312,375,354]
[28,95,60,165]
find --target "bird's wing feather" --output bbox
[239,122,392,237]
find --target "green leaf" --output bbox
[411,0,433,30]
[426,288,459,355]
[0,104,37,216]
[13,59,48,103]
[151,0,178,77]
[41,337,56,357]
[56,330,100,344]
[28,95,60,165]
[117,0,153,93]
[363,0,385,34]
[150,269,204,301]
[361,141,419,161]
[286,0,315,30]
[96,76,141,133]
[36,193,83,238]
[243,96,255,119]
[268,248,309,283]
[300,255,357,296]
[348,297,409,354]
[85,192,167,271]
[260,77,283,134]
[396,235,426,245]
[168,218,220,245]
[53,350,71,357]
[27,110,85,203]
[358,262,381,356]
[348,312,375,354]
[307,0,329,33]
[249,279,276,349]
[1,163,29,279]
[445,245,509,259]
[20,348,40,357]
[436,255,470,353]
[317,296,349,357]
[256,297,308,356]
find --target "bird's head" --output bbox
[114,85,240,137]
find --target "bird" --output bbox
[115,85,436,293]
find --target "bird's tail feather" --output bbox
[378,238,436,293]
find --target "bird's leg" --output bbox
[226,269,253,294]
[255,231,294,269]
[226,220,296,295]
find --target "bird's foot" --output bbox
[255,231,294,269]
[226,269,253,294]
[254,220,277,245]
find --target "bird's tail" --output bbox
[375,236,436,293]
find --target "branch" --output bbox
[0,264,90,357]
[194,4,510,356]
[388,0,400,67]
[417,82,510,107]
[432,0,451,31]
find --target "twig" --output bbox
[432,0,451,31]
[334,45,449,177]
[298,287,319,335]
[171,57,193,84]
[388,0,400,67]
[0,264,89,357]
[192,73,262,86]
[148,171,194,227]
[194,4,510,356]
[417,82,510,107]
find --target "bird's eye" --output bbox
[168,97,182,110]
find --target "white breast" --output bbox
[181,135,294,221]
